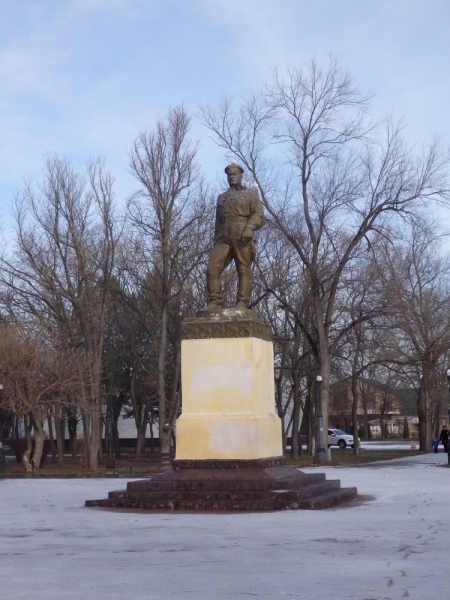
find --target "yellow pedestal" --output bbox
[176,335,283,460]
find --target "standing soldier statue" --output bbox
[206,160,266,310]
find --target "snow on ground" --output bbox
[0,452,449,600]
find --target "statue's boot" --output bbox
[206,301,222,311]
[206,270,222,310]
[236,268,251,309]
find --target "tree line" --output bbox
[1,58,450,471]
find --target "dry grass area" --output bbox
[286,448,422,468]
[0,455,170,477]
[0,447,426,476]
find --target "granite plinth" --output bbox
[86,463,357,511]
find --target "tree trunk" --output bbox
[319,349,331,461]
[149,407,155,453]
[110,395,122,459]
[274,375,288,451]
[363,404,369,441]
[417,374,432,453]
[136,418,148,454]
[31,411,46,468]
[130,371,148,455]
[306,391,315,456]
[112,413,120,458]
[83,406,102,470]
[67,410,78,459]
[54,406,65,466]
[311,265,331,461]
[160,429,171,456]
[158,303,170,455]
[281,423,287,455]
[105,399,113,458]
[22,414,33,472]
[47,412,57,464]
[290,374,301,460]
[352,374,359,456]
[300,391,312,454]
[433,398,441,438]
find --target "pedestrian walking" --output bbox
[439,425,449,453]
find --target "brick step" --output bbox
[109,489,130,499]
[125,471,326,493]
[298,487,358,509]
[86,497,302,511]
[110,479,341,503]
[115,489,288,502]
[270,479,341,501]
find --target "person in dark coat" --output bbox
[439,425,449,453]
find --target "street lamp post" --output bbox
[446,370,450,465]
[316,375,325,466]
[0,384,5,473]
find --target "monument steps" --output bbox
[123,469,326,493]
[86,462,357,511]
[298,487,358,510]
[86,487,357,511]
[268,479,342,500]
[106,478,341,503]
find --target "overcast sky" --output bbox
[1,0,449,229]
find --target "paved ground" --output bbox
[359,440,421,451]
[290,440,422,452]
[1,452,448,600]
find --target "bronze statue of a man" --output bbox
[206,161,265,310]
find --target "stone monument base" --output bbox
[176,309,282,460]
[85,457,357,511]
[86,309,357,511]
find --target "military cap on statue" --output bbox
[224,158,244,174]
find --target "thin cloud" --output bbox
[0,0,449,230]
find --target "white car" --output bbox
[327,429,358,449]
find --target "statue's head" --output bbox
[225,160,244,187]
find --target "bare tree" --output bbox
[200,56,450,459]
[332,249,391,454]
[0,156,119,469]
[253,226,314,457]
[379,220,450,451]
[126,106,212,454]
[0,322,80,471]
[102,286,157,456]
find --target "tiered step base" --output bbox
[85,457,357,511]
